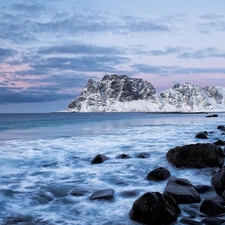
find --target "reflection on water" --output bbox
[0,112,217,141]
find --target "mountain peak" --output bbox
[66,74,225,112]
[102,74,129,81]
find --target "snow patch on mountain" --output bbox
[64,74,225,112]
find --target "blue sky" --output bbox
[0,0,225,112]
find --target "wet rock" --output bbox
[166,143,224,168]
[210,196,225,206]
[71,189,89,196]
[137,152,150,158]
[31,190,54,204]
[195,131,208,139]
[120,190,140,198]
[218,126,225,131]
[180,217,201,225]
[222,190,225,200]
[146,167,171,181]
[42,161,58,167]
[214,140,225,146]
[116,154,131,159]
[201,218,225,225]
[182,207,199,218]
[91,154,109,164]
[4,215,33,225]
[130,192,180,225]
[206,114,218,118]
[194,185,215,194]
[200,199,225,217]
[4,189,20,197]
[164,178,200,204]
[212,167,225,195]
[42,185,73,198]
[89,189,114,200]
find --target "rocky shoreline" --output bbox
[86,124,225,225]
[4,116,225,225]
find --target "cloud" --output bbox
[197,14,225,33]
[134,46,225,59]
[173,67,225,74]
[123,17,171,33]
[131,64,166,74]
[38,43,123,55]
[200,14,224,20]
[0,1,177,47]
[10,3,45,14]
[132,63,225,75]
[0,72,97,104]
[0,87,73,104]
[0,13,37,43]
[0,47,16,60]
[32,14,173,36]
[178,47,225,59]
[31,55,130,73]
[149,46,186,56]
[157,14,186,23]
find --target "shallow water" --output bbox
[0,112,224,224]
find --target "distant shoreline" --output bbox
[53,111,225,114]
[1,111,225,114]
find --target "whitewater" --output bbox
[0,112,224,225]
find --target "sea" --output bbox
[0,112,224,225]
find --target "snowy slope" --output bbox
[64,75,225,112]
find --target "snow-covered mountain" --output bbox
[64,74,225,112]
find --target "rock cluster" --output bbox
[87,123,225,225]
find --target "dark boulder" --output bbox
[211,167,225,195]
[146,167,171,181]
[130,192,180,225]
[91,154,109,164]
[194,185,215,194]
[218,126,225,131]
[214,140,225,146]
[180,217,201,225]
[222,190,225,199]
[206,114,218,118]
[201,218,225,225]
[200,199,225,217]
[164,178,200,204]
[195,131,208,139]
[89,189,114,200]
[210,196,225,206]
[4,215,33,225]
[137,152,150,158]
[120,190,140,198]
[166,143,224,168]
[71,189,89,196]
[116,154,131,159]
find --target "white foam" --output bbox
[0,113,225,224]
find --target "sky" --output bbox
[0,0,225,113]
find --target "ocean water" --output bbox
[0,112,224,225]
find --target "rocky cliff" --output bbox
[65,74,225,112]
